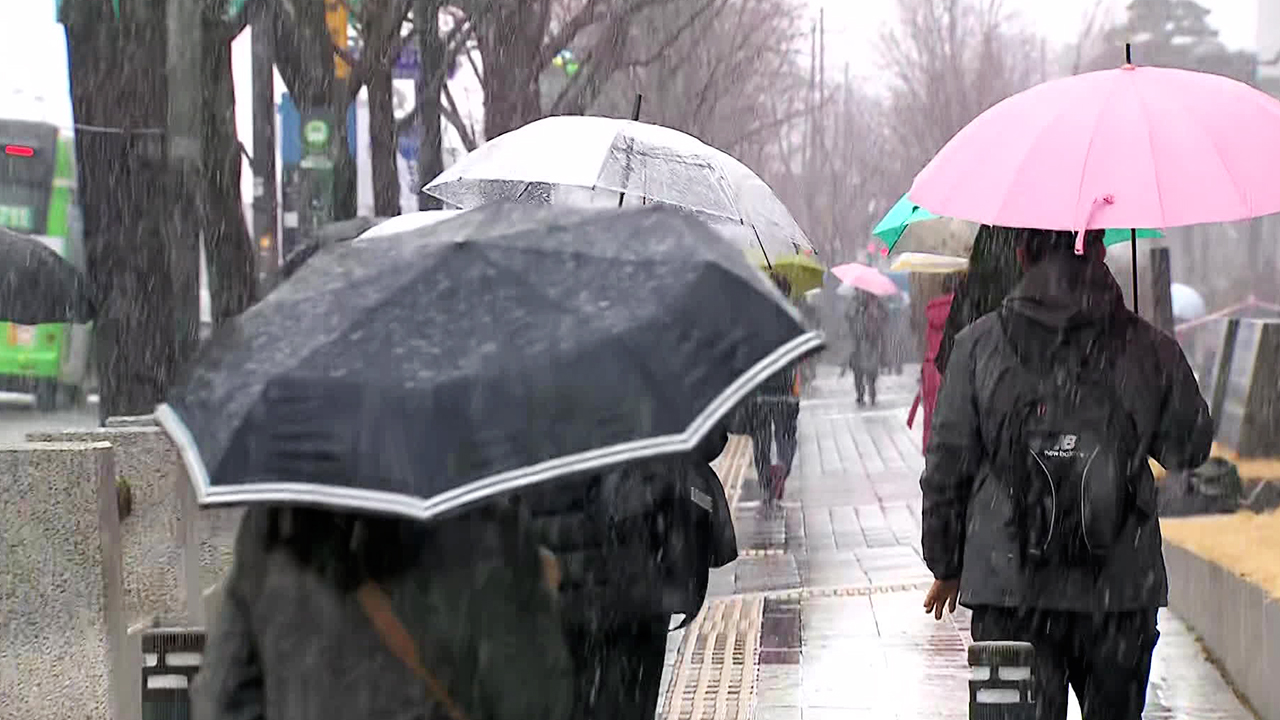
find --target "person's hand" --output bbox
[923,578,960,620]
[538,546,562,594]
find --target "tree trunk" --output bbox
[65,2,179,420]
[477,1,549,138]
[368,64,400,216]
[267,0,357,221]
[202,20,257,325]
[415,0,444,209]
[333,122,358,220]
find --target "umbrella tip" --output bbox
[1123,42,1134,67]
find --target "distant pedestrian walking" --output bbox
[747,272,802,506]
[920,227,1213,720]
[845,292,886,406]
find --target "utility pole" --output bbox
[818,8,826,147]
[415,0,445,209]
[805,20,816,223]
[166,0,202,364]
[251,6,279,287]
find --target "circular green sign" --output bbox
[303,119,331,151]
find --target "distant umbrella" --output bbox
[1171,283,1207,322]
[0,227,94,324]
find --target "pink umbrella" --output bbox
[831,262,899,297]
[910,60,1280,236]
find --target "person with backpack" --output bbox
[919,227,1213,720]
[519,426,737,720]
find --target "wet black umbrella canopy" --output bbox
[0,227,94,324]
[158,203,823,521]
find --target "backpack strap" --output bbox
[356,582,471,720]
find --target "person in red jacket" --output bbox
[907,286,957,450]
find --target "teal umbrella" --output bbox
[874,193,1163,252]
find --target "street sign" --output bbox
[302,119,332,155]
[348,45,421,79]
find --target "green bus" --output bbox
[0,119,92,410]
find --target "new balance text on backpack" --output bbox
[995,317,1141,567]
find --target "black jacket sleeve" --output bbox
[919,325,984,581]
[695,423,729,464]
[191,510,268,720]
[1150,333,1214,472]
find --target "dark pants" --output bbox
[853,368,878,404]
[749,401,799,496]
[564,618,669,720]
[970,606,1159,720]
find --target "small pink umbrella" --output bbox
[910,58,1280,237]
[831,262,899,298]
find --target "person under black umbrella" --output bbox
[0,226,94,325]
[193,501,574,720]
[163,205,818,719]
[519,426,737,720]
[744,272,803,509]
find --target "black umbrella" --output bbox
[0,227,94,324]
[157,204,823,521]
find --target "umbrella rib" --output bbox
[1153,80,1249,222]
[1128,75,1172,230]
[1065,75,1128,230]
[474,244,685,415]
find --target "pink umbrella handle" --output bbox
[1075,194,1115,255]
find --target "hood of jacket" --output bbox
[999,256,1127,364]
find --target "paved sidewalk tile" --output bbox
[664,364,1256,720]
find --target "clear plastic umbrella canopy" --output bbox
[424,115,814,258]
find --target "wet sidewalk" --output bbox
[658,364,1257,720]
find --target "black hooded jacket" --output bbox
[920,256,1212,611]
[521,426,736,631]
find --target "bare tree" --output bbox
[879,0,1047,180]
[805,81,902,260]
[607,0,807,158]
[461,0,720,140]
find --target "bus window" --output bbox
[0,121,59,236]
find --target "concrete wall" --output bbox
[0,442,129,720]
[1165,542,1280,720]
[27,425,242,627]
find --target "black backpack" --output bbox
[993,315,1142,568]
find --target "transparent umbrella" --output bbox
[423,115,814,260]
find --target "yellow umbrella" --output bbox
[889,252,969,274]
[750,250,825,298]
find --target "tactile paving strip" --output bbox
[660,596,764,720]
[710,435,751,508]
[755,580,934,600]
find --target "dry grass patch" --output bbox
[1150,442,1280,482]
[1162,509,1280,600]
